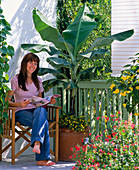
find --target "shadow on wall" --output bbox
[2,0,57,79]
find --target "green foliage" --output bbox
[21,4,134,114]
[71,116,139,169]
[57,0,111,78]
[110,54,139,114]
[0,6,14,134]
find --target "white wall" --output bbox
[2,0,57,81]
[111,0,139,76]
[1,0,57,158]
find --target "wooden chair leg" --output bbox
[0,136,2,161]
[11,110,15,165]
[55,108,59,162]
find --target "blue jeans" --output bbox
[15,107,50,161]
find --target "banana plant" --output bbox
[21,4,134,114]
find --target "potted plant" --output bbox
[58,112,90,161]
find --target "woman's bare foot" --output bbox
[36,160,55,166]
[33,141,40,154]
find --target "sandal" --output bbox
[36,160,55,166]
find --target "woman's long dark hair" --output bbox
[18,53,40,91]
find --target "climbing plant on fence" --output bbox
[0,5,14,134]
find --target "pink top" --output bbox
[10,75,44,112]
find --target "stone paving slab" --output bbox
[0,155,75,170]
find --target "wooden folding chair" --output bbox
[0,105,61,164]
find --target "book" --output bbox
[29,94,61,107]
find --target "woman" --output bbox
[6,53,55,166]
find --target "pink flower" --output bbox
[109,163,112,166]
[78,162,81,166]
[134,167,139,169]
[131,123,135,129]
[104,165,106,168]
[95,135,100,139]
[97,117,100,120]
[89,133,91,136]
[69,155,72,159]
[99,149,103,152]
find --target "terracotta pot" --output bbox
[59,128,88,161]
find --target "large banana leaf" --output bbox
[63,5,97,56]
[21,44,68,58]
[80,49,109,59]
[21,44,49,53]
[38,68,60,76]
[86,29,134,52]
[46,57,71,69]
[78,66,112,81]
[42,79,63,92]
[63,81,77,89]
[33,9,71,51]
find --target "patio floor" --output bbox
[0,154,75,170]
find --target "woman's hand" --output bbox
[20,100,30,108]
[50,97,56,104]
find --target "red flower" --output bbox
[107,135,111,139]
[97,117,100,120]
[93,144,97,149]
[106,117,109,121]
[75,145,80,151]
[105,138,109,142]
[114,148,118,152]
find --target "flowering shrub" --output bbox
[70,115,139,169]
[59,113,90,132]
[110,55,139,114]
